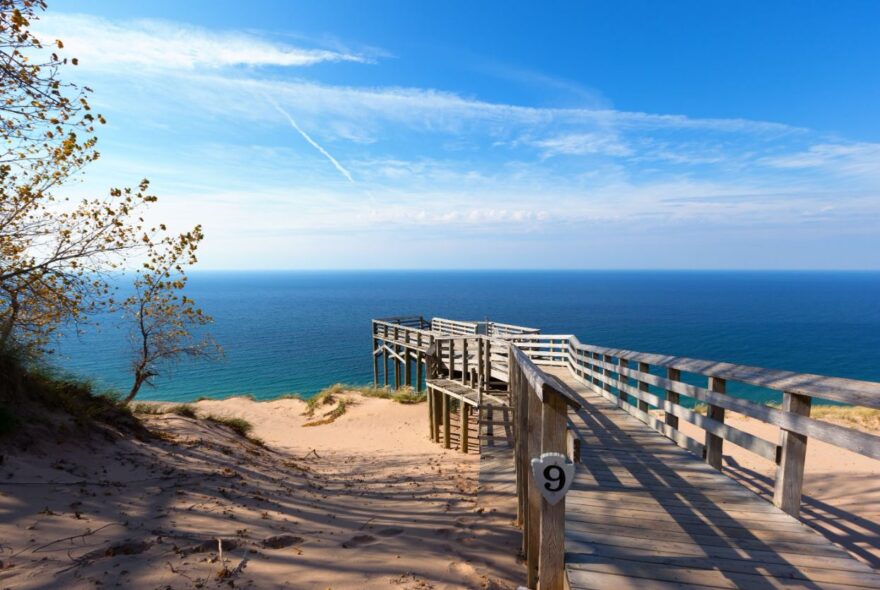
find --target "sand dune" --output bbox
[0,394,522,589]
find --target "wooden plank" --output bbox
[565,511,838,549]
[774,391,811,517]
[565,530,867,574]
[566,543,880,589]
[566,554,871,590]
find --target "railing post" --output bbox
[638,362,650,413]
[483,339,492,392]
[372,323,379,387]
[525,381,542,589]
[618,358,629,406]
[774,392,812,517]
[383,338,389,388]
[665,368,681,430]
[461,338,469,385]
[705,377,726,469]
[448,338,455,381]
[443,392,451,449]
[393,327,401,390]
[538,391,568,590]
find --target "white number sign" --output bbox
[530,452,574,505]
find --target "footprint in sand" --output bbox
[261,534,304,549]
[376,526,404,538]
[342,526,403,548]
[341,534,378,548]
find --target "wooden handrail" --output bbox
[508,343,580,590]
[374,315,880,587]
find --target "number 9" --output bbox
[543,465,566,492]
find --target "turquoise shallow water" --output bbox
[53,270,880,402]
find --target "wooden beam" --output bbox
[638,361,650,413]
[774,392,811,517]
[538,391,568,590]
[460,403,469,453]
[416,351,423,393]
[443,392,451,449]
[526,381,542,589]
[665,367,681,430]
[427,387,435,441]
[372,337,379,387]
[461,338,469,385]
[705,377,726,470]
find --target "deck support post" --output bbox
[372,336,379,387]
[705,377,727,469]
[774,392,812,517]
[404,348,412,389]
[443,392,451,449]
[538,392,568,590]
[432,389,441,442]
[383,344,389,388]
[416,351,423,393]
[460,403,469,453]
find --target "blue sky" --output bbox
[40,0,880,269]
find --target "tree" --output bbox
[0,1,165,354]
[123,225,221,402]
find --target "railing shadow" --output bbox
[722,455,880,569]
[562,381,865,589]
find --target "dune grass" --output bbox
[299,383,425,426]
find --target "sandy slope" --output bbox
[0,395,522,589]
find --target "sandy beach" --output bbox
[0,394,522,589]
[1,390,878,588]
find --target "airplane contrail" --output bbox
[266,96,355,184]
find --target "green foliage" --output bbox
[0,350,144,437]
[206,415,253,437]
[303,399,349,427]
[123,225,221,402]
[0,404,18,435]
[301,383,425,417]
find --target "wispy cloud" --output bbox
[266,96,356,183]
[40,11,880,268]
[35,14,373,70]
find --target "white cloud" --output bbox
[530,132,632,157]
[764,142,880,179]
[34,14,371,70]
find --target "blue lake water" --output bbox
[53,271,880,402]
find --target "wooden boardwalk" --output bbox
[546,367,880,590]
[372,316,880,589]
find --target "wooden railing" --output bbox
[430,317,479,335]
[496,332,880,517]
[375,315,880,589]
[371,319,436,390]
[508,346,581,590]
